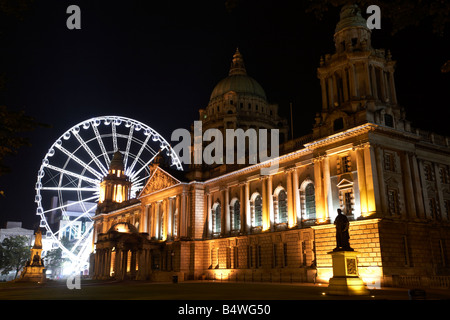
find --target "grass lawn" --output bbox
[2,279,448,300]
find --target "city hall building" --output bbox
[91,5,450,288]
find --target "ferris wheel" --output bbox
[35,115,183,273]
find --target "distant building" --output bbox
[0,222,35,281]
[91,5,450,288]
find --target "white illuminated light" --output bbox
[35,115,183,274]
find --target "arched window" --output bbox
[274,188,288,224]
[212,203,221,234]
[251,194,263,228]
[300,180,316,221]
[230,199,241,232]
[305,183,316,219]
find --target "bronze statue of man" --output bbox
[333,209,353,251]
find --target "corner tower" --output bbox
[96,151,133,214]
[314,4,411,138]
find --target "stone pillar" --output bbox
[225,186,230,236]
[364,144,380,214]
[245,181,251,233]
[286,169,295,227]
[261,176,270,231]
[220,187,226,237]
[168,198,173,239]
[389,71,397,104]
[207,192,212,237]
[320,77,328,110]
[313,157,326,222]
[176,195,181,238]
[239,182,245,233]
[371,65,378,100]
[327,77,334,108]
[342,68,349,102]
[355,147,368,214]
[267,175,274,231]
[401,152,416,219]
[323,156,332,222]
[374,146,388,216]
[293,168,301,227]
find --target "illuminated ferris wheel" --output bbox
[34,115,183,273]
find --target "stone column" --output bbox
[364,144,380,214]
[293,168,301,227]
[342,68,349,102]
[286,169,295,227]
[374,145,388,216]
[225,186,230,235]
[220,187,226,237]
[176,195,181,238]
[245,181,251,233]
[401,151,416,219]
[320,77,328,110]
[261,176,270,231]
[355,147,368,214]
[371,65,378,100]
[168,198,173,239]
[389,71,397,104]
[267,175,274,231]
[206,192,212,237]
[327,77,334,109]
[323,156,332,221]
[239,182,245,233]
[313,157,325,222]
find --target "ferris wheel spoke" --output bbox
[41,194,98,215]
[123,125,134,169]
[112,121,118,152]
[73,131,109,176]
[69,223,93,254]
[45,164,99,186]
[127,133,152,175]
[129,150,160,181]
[41,186,98,192]
[92,120,110,166]
[54,205,95,238]
[54,144,104,180]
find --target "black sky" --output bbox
[0,0,449,229]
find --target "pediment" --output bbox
[138,165,181,197]
[337,178,353,188]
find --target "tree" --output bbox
[0,235,30,279]
[44,247,64,279]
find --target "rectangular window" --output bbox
[387,189,399,216]
[341,155,351,173]
[384,152,395,171]
[424,163,434,181]
[439,166,449,184]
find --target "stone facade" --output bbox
[91,5,450,287]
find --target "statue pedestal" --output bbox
[17,247,46,283]
[327,250,369,296]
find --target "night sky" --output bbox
[0,0,449,229]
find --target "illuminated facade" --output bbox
[92,5,450,287]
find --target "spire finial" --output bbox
[229,48,247,76]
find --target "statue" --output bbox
[333,209,353,251]
[34,228,42,249]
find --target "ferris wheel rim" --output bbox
[34,115,183,271]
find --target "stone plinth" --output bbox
[18,247,46,283]
[327,250,369,295]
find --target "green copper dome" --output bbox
[209,49,267,101]
[335,4,368,33]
